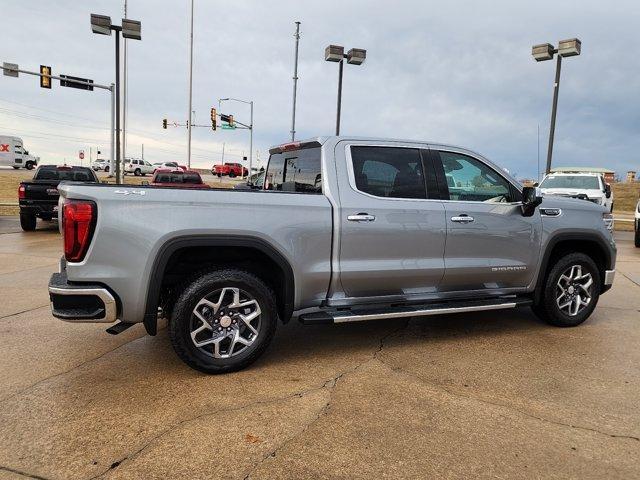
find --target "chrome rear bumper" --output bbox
[48,272,117,323]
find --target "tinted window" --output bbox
[35,167,96,182]
[540,175,600,189]
[438,151,512,202]
[350,146,426,199]
[265,147,322,193]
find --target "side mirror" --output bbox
[605,183,611,198]
[533,182,539,187]
[521,186,542,217]
[141,180,149,186]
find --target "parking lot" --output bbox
[0,222,638,479]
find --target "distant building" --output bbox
[627,171,636,183]
[550,166,615,184]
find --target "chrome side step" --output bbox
[299,298,532,325]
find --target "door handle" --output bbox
[451,215,474,223]
[348,213,376,222]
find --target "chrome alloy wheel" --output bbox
[189,287,261,358]
[556,264,593,316]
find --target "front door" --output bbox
[433,149,541,291]
[336,143,446,299]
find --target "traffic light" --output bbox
[210,107,217,131]
[228,114,234,127]
[162,118,167,129]
[40,65,51,89]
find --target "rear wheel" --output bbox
[229,171,236,178]
[20,213,37,231]
[532,252,600,327]
[169,269,278,374]
[635,223,640,248]
[12,166,20,170]
[134,168,141,176]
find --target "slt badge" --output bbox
[114,189,146,196]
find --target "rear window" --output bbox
[155,173,202,184]
[35,167,96,182]
[265,147,322,193]
[540,175,600,189]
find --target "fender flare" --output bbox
[143,235,295,335]
[534,231,613,304]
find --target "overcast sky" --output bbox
[1,0,639,179]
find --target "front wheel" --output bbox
[169,269,278,374]
[25,161,35,170]
[532,252,601,327]
[20,213,37,231]
[104,166,110,173]
[134,168,141,176]
[229,171,236,178]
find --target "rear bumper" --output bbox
[19,201,57,215]
[48,271,117,323]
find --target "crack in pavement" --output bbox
[619,271,640,288]
[242,320,411,480]
[374,345,640,443]
[0,465,51,480]
[0,304,49,321]
[0,333,146,403]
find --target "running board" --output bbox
[299,297,532,325]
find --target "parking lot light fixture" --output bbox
[532,38,581,175]
[325,44,367,135]
[90,14,142,183]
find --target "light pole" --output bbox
[532,38,581,175]
[290,21,301,141]
[219,97,253,179]
[91,14,141,184]
[324,45,366,135]
[187,0,195,169]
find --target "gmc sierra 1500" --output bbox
[48,137,616,373]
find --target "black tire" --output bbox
[217,173,222,178]
[12,166,20,170]
[169,268,278,374]
[634,224,640,248]
[229,171,236,178]
[134,168,141,176]
[20,213,37,231]
[532,252,601,327]
[25,161,35,170]
[104,166,110,173]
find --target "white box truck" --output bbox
[0,136,39,170]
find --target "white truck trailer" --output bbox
[0,136,39,170]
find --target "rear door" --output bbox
[334,142,446,299]
[432,148,541,291]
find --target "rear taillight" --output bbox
[63,200,96,262]
[18,185,26,199]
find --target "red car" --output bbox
[212,162,248,178]
[149,169,210,188]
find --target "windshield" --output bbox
[541,175,600,189]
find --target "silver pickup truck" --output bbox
[49,136,616,373]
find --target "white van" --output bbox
[0,136,39,170]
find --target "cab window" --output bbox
[265,147,322,193]
[350,146,427,199]
[437,151,514,202]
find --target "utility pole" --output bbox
[186,0,195,169]
[290,21,301,141]
[122,0,128,164]
[141,143,144,160]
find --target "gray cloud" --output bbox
[1,0,639,179]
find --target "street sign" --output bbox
[3,62,18,78]
[40,65,52,89]
[221,125,236,130]
[79,151,85,160]
[60,75,94,91]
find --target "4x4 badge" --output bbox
[114,189,146,196]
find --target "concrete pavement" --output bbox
[0,229,638,479]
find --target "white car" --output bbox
[91,159,110,172]
[539,172,613,212]
[124,158,154,176]
[152,162,183,172]
[635,198,640,248]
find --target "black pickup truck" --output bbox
[18,165,99,231]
